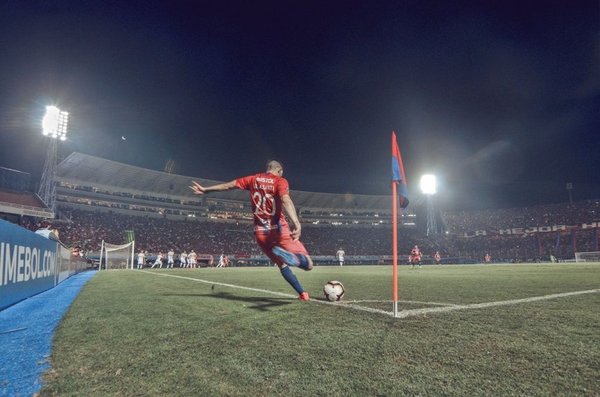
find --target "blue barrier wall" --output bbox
[0,220,59,310]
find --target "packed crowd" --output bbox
[448,229,598,262]
[56,209,259,255]
[6,199,599,264]
[444,200,600,234]
[55,209,429,258]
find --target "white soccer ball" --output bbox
[323,280,345,302]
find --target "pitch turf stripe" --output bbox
[395,288,600,319]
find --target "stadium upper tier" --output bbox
[0,189,53,218]
[56,152,391,212]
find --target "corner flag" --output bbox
[392,131,409,208]
[391,131,408,318]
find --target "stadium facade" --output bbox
[54,152,416,227]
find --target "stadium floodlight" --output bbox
[420,174,437,195]
[38,105,69,213]
[42,105,69,141]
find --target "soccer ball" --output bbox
[323,280,345,302]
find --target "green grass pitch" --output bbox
[42,264,600,396]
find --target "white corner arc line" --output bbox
[339,299,458,307]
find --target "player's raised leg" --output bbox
[272,246,313,271]
[257,230,311,300]
[271,228,313,271]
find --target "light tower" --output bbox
[420,174,437,236]
[38,105,69,213]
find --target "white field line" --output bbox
[138,271,599,319]
[139,270,297,299]
[339,299,458,307]
[393,288,600,319]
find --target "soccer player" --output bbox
[137,250,145,269]
[434,251,441,265]
[190,160,313,301]
[167,249,175,268]
[189,250,197,268]
[484,253,492,263]
[217,253,226,268]
[151,252,163,269]
[336,247,345,267]
[180,251,188,268]
[410,245,422,269]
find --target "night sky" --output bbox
[0,0,598,210]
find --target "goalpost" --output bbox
[99,240,135,270]
[574,251,600,263]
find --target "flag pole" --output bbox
[392,179,398,317]
[391,130,407,318]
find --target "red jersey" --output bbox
[236,173,290,231]
[410,244,421,261]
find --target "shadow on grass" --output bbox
[163,291,293,311]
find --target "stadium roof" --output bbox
[56,152,391,211]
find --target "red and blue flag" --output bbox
[392,131,409,208]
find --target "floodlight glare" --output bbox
[42,106,69,140]
[420,174,437,195]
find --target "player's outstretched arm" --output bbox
[281,194,301,240]
[189,180,238,195]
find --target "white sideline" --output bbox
[392,289,600,319]
[139,270,297,299]
[138,271,599,319]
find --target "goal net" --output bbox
[574,251,600,263]
[99,240,135,270]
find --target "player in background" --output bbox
[434,251,441,265]
[484,253,492,263]
[167,249,175,268]
[151,252,163,269]
[336,248,345,267]
[137,250,145,269]
[189,250,197,268]
[217,253,227,268]
[410,245,422,269]
[190,160,313,301]
[180,251,188,268]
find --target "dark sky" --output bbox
[0,0,598,210]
